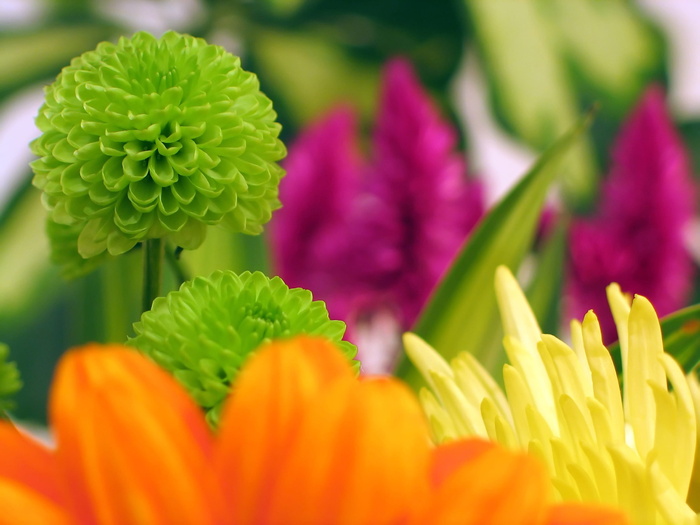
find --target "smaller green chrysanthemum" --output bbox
[128,270,357,425]
[0,344,22,416]
[31,30,286,259]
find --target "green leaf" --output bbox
[464,1,662,204]
[0,186,57,320]
[0,25,109,94]
[249,28,380,124]
[465,0,597,202]
[609,304,700,375]
[526,219,568,336]
[0,343,22,417]
[546,0,663,112]
[395,109,594,389]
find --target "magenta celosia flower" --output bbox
[270,59,483,369]
[270,106,362,295]
[567,86,696,342]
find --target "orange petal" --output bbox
[430,438,496,487]
[264,376,432,525]
[0,479,73,525]
[546,503,630,525]
[49,344,224,525]
[420,439,550,525]
[215,336,356,524]
[0,422,63,504]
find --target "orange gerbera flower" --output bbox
[0,336,626,524]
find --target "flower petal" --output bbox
[626,294,666,459]
[419,439,550,525]
[215,336,356,524]
[545,502,629,525]
[495,265,543,350]
[0,479,73,525]
[429,438,496,487]
[49,344,223,525]
[0,422,62,504]
[265,376,431,525]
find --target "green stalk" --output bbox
[165,243,190,288]
[142,238,164,313]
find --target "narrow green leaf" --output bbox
[396,110,594,389]
[526,219,568,336]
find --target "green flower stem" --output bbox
[142,238,164,313]
[102,259,128,342]
[165,244,190,288]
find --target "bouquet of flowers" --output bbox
[1,3,699,523]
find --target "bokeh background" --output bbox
[1,0,699,422]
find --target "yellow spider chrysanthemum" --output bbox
[405,265,698,525]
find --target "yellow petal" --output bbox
[494,265,543,350]
[402,332,454,393]
[452,352,512,425]
[684,372,700,511]
[606,283,631,416]
[626,295,666,459]
[215,336,357,524]
[429,369,487,436]
[607,445,657,523]
[503,334,557,432]
[419,388,459,443]
[647,456,697,524]
[49,344,222,525]
[568,320,593,396]
[481,396,519,449]
[581,311,625,443]
[539,334,592,425]
[650,353,696,497]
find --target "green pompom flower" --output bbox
[31,31,286,258]
[128,270,358,425]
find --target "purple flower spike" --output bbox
[270,59,483,371]
[270,107,362,295]
[348,59,483,328]
[568,86,696,342]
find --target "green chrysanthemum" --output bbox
[128,270,358,425]
[31,31,286,258]
[0,344,22,416]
